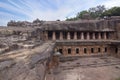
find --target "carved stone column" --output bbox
[72,47,75,55]
[93,32,95,40]
[81,32,84,40]
[52,31,56,40]
[98,32,101,40]
[117,46,120,57]
[60,32,63,40]
[104,32,107,40]
[87,32,90,40]
[74,32,77,40]
[67,32,70,40]
[45,31,48,40]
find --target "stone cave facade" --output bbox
[41,18,120,58]
[1,16,120,80]
[1,16,120,58]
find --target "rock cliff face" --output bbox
[0,42,55,80]
[41,19,120,31]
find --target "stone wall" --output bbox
[54,41,112,57]
[116,23,120,40]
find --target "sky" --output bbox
[0,0,120,26]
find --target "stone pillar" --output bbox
[87,32,90,40]
[60,32,63,40]
[81,32,84,40]
[67,32,70,40]
[93,32,95,40]
[104,32,107,40]
[65,47,68,56]
[117,46,120,57]
[87,47,90,55]
[45,31,48,40]
[98,32,101,40]
[72,47,75,55]
[74,32,77,40]
[52,31,56,40]
[101,46,104,55]
[62,47,65,56]
[81,47,84,56]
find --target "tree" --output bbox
[33,18,41,23]
[66,5,106,21]
[88,5,106,18]
[76,10,89,19]
[101,7,120,17]
[66,11,90,21]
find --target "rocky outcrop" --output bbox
[41,20,119,31]
[0,42,55,80]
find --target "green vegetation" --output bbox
[66,5,120,21]
[101,7,120,17]
[116,77,120,80]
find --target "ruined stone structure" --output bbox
[41,18,120,58]
[1,17,120,57]
[0,17,120,80]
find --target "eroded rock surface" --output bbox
[0,42,55,80]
